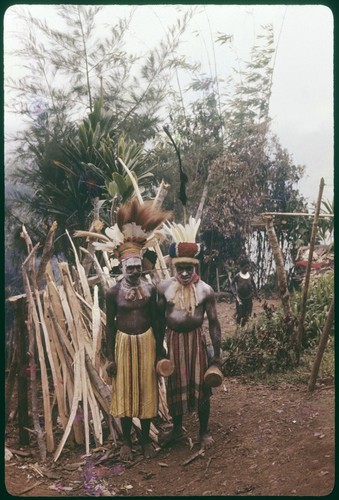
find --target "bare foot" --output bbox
[200,433,214,450]
[142,442,156,459]
[120,444,133,461]
[158,428,184,447]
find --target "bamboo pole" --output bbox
[22,265,47,461]
[85,372,103,446]
[31,285,55,452]
[48,280,76,358]
[296,178,325,363]
[15,297,30,445]
[48,304,84,445]
[152,180,170,209]
[5,344,18,426]
[79,246,111,291]
[66,229,93,306]
[36,221,58,286]
[195,170,212,221]
[42,294,68,430]
[91,285,102,370]
[308,298,334,392]
[61,262,91,455]
[84,352,121,441]
[20,232,52,457]
[261,211,333,218]
[54,350,82,462]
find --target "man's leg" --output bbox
[236,300,243,325]
[140,418,156,458]
[198,399,214,449]
[120,417,133,460]
[158,414,184,447]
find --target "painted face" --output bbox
[122,257,142,284]
[175,263,195,285]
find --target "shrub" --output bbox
[290,271,334,348]
[222,271,334,377]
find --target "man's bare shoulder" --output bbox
[157,277,176,293]
[106,282,121,298]
[195,279,215,298]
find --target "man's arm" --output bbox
[251,273,260,299]
[105,286,118,376]
[150,285,166,359]
[231,274,241,304]
[156,282,170,356]
[205,289,222,367]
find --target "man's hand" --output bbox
[210,355,222,369]
[156,345,167,362]
[106,360,117,378]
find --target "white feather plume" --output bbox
[163,216,201,243]
[92,241,116,252]
[121,222,148,240]
[105,225,125,246]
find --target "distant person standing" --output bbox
[231,257,260,326]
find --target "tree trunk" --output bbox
[265,216,293,321]
[195,171,212,221]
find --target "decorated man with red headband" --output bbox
[157,217,222,450]
[96,198,170,461]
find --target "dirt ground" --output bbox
[5,299,335,497]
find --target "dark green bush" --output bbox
[222,271,334,377]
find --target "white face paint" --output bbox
[121,257,143,284]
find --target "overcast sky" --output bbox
[4,4,334,205]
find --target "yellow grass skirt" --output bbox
[110,328,158,419]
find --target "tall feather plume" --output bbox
[93,198,171,255]
[163,216,201,242]
[117,198,171,236]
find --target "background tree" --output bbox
[5,5,196,260]
[5,7,314,295]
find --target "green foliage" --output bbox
[317,198,334,243]
[290,272,334,348]
[6,99,157,257]
[222,305,296,376]
[222,271,334,377]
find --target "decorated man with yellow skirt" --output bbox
[157,217,222,450]
[98,198,170,460]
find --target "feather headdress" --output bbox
[163,216,202,264]
[93,198,170,262]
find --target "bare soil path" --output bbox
[5,299,334,497]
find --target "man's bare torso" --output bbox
[107,279,154,334]
[158,277,213,332]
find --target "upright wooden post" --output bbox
[15,297,30,445]
[308,297,334,392]
[296,178,324,363]
[5,344,18,426]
